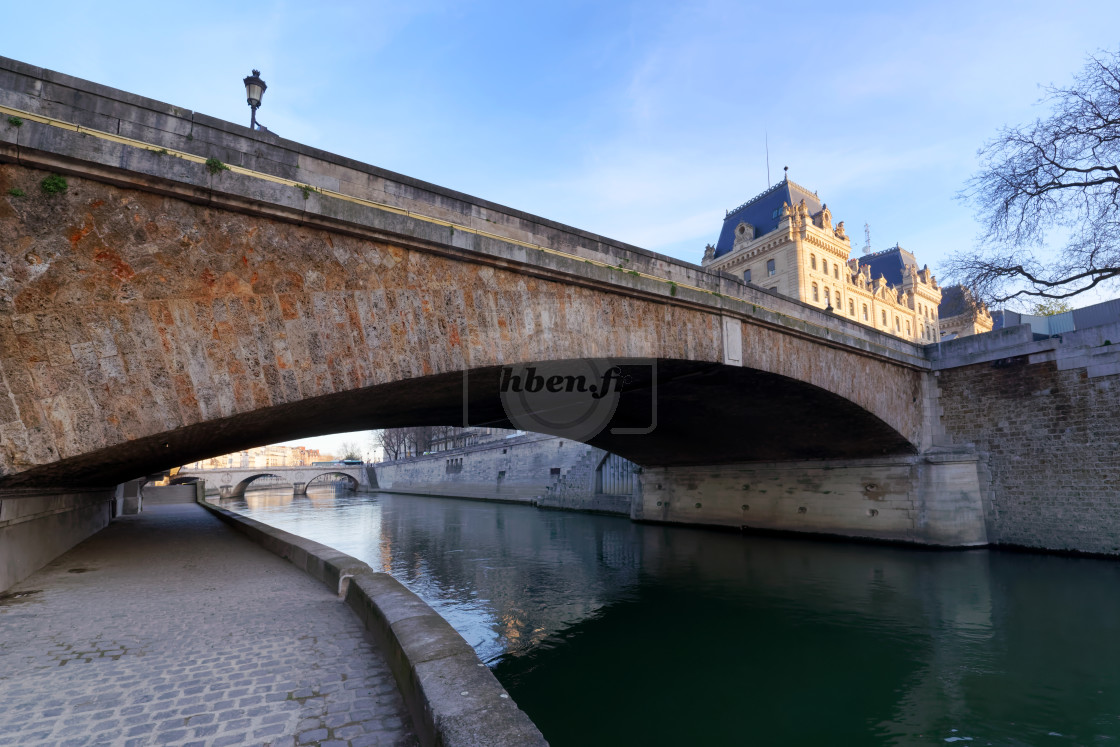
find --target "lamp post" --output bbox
[243,70,267,130]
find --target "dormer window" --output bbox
[735,222,756,241]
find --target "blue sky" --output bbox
[6,1,1120,455]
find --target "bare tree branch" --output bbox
[953,48,1120,305]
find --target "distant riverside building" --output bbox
[702,178,943,343]
[183,445,332,470]
[429,427,522,452]
[937,285,994,340]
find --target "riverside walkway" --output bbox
[0,503,416,747]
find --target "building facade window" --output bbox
[824,288,830,306]
[811,254,817,270]
[834,266,840,279]
[895,316,901,331]
[906,320,911,335]
[849,299,855,316]
[882,309,887,326]
[767,259,776,276]
[863,304,869,321]
[822,259,828,275]
[812,283,819,302]
[744,268,751,283]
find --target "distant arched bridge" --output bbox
[175,465,367,498]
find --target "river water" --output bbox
[222,487,1120,746]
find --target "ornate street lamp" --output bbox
[243,70,267,130]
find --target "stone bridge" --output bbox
[4,55,1116,592]
[0,56,978,555]
[175,464,367,498]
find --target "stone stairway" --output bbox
[537,448,631,515]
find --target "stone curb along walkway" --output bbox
[0,501,544,746]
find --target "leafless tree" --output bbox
[338,441,363,461]
[950,49,1120,305]
[375,426,455,461]
[376,428,410,461]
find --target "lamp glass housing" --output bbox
[243,70,267,109]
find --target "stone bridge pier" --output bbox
[632,448,987,547]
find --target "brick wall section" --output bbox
[935,326,1120,554]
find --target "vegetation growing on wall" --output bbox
[39,174,67,195]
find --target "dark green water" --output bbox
[225,488,1120,746]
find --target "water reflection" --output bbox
[225,488,1120,746]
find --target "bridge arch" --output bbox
[228,473,289,498]
[0,156,930,490]
[303,472,360,492]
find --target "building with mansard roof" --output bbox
[701,178,943,343]
[937,285,994,340]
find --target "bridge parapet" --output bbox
[0,55,928,371]
[932,321,1120,377]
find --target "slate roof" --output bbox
[938,285,968,317]
[857,245,918,286]
[713,179,823,259]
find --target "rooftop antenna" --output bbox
[863,223,871,254]
[765,132,771,188]
[783,165,788,182]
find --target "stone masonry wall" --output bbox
[935,323,1120,554]
[0,488,112,591]
[372,433,601,504]
[635,452,988,547]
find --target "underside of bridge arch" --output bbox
[0,358,913,489]
[305,472,359,491]
[229,473,289,497]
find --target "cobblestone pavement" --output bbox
[0,504,417,747]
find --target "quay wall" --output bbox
[372,433,632,515]
[0,487,113,592]
[934,323,1120,555]
[143,482,203,505]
